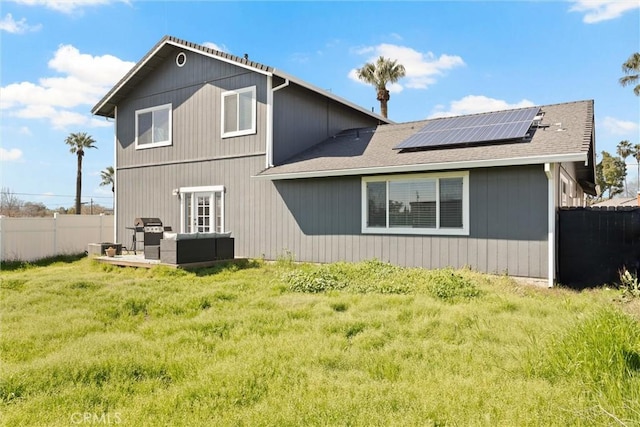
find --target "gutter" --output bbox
[252,152,588,181]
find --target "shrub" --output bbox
[619,268,640,300]
[282,268,345,293]
[426,269,481,302]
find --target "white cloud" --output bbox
[349,43,464,91]
[1,44,134,130]
[429,95,536,118]
[11,0,127,14]
[602,116,639,135]
[0,148,24,162]
[19,126,32,136]
[0,13,41,33]
[569,0,640,23]
[202,41,227,53]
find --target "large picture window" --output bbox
[362,172,469,235]
[179,186,225,233]
[221,86,256,138]
[135,103,172,149]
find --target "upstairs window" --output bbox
[362,172,469,236]
[221,86,256,138]
[135,103,172,149]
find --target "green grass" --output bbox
[1,257,639,426]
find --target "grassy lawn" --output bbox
[1,256,639,426]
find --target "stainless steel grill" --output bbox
[134,218,163,259]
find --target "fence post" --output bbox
[53,212,58,256]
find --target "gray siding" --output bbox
[267,165,549,278]
[117,155,549,278]
[272,84,383,164]
[116,50,268,169]
[113,48,548,279]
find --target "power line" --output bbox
[9,192,113,200]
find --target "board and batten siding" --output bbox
[116,48,268,169]
[272,84,383,165]
[268,164,549,278]
[116,152,548,278]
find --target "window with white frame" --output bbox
[135,103,172,149]
[179,186,225,233]
[362,171,469,235]
[221,86,256,138]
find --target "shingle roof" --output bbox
[91,35,388,124]
[591,197,638,207]
[256,100,596,183]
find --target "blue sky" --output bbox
[1,0,639,209]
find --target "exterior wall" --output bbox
[116,50,268,169]
[272,84,383,164]
[266,164,549,278]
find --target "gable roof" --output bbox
[91,35,389,124]
[255,100,596,191]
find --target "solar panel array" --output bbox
[394,106,541,150]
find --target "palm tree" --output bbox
[100,166,115,193]
[619,52,640,96]
[617,140,632,195]
[65,132,97,215]
[356,56,406,119]
[634,144,640,194]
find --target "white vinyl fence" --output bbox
[0,214,114,262]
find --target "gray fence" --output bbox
[0,214,115,262]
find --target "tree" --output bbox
[634,144,640,194]
[100,166,115,193]
[617,140,632,195]
[596,151,625,199]
[0,187,23,217]
[356,56,406,119]
[65,132,97,215]
[619,52,640,96]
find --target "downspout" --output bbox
[265,75,289,168]
[544,162,555,288]
[113,106,118,244]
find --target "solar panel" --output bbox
[394,106,541,150]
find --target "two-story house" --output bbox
[92,36,596,286]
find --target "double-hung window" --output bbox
[135,103,172,149]
[362,172,469,235]
[221,86,256,138]
[179,186,225,233]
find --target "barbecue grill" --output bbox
[134,217,163,260]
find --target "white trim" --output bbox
[176,52,187,67]
[253,152,589,181]
[361,171,469,236]
[545,162,555,288]
[178,185,226,233]
[221,86,257,138]
[135,103,172,149]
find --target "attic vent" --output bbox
[176,52,187,67]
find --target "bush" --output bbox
[426,269,481,302]
[282,268,345,293]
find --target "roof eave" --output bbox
[252,152,589,181]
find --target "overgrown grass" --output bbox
[1,258,639,426]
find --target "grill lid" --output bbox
[134,217,162,227]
